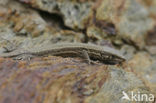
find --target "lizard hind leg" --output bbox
[13,54,35,61]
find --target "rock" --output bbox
[128,52,156,96]
[19,0,95,30]
[0,57,153,103]
[146,46,156,55]
[142,0,156,18]
[145,26,156,46]
[87,0,155,49]
[0,0,48,37]
[120,45,136,60]
[0,0,9,5]
[85,66,153,103]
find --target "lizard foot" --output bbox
[13,54,34,60]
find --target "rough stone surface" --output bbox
[0,57,153,103]
[128,52,156,95]
[19,0,95,30]
[87,0,155,49]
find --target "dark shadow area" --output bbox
[38,10,73,30]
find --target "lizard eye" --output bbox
[107,55,112,59]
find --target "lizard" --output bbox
[0,43,126,65]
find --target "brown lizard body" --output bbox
[0,43,126,64]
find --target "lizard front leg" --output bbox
[81,50,91,64]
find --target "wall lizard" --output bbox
[0,43,126,64]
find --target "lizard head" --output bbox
[100,52,126,65]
